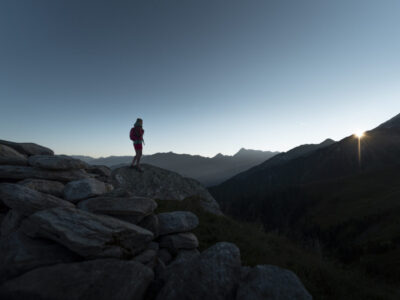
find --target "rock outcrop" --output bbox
[0,140,312,300]
[111,164,222,215]
[0,259,154,300]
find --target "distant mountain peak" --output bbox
[213,153,225,159]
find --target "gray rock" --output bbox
[18,178,65,197]
[111,165,222,215]
[1,210,24,236]
[158,211,199,235]
[236,265,312,300]
[0,230,78,283]
[158,248,173,265]
[0,144,27,166]
[0,183,74,216]
[159,232,199,254]
[77,196,157,224]
[28,154,88,170]
[0,213,6,225]
[64,178,112,202]
[134,249,158,266]
[139,214,159,237]
[0,165,89,182]
[173,248,200,264]
[87,164,111,177]
[157,242,241,300]
[148,241,160,251]
[0,259,154,300]
[21,207,154,259]
[0,140,54,156]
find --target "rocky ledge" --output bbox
[0,139,312,300]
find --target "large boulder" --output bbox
[1,210,24,236]
[77,196,157,224]
[157,211,199,235]
[18,178,65,197]
[0,183,74,216]
[111,165,222,215]
[157,242,241,300]
[0,165,89,182]
[64,178,112,202]
[0,145,27,166]
[0,230,78,283]
[236,265,312,300]
[28,154,88,170]
[0,140,54,156]
[159,233,199,254]
[0,259,154,300]
[21,207,154,259]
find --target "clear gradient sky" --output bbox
[1,0,399,157]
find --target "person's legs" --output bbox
[131,147,139,167]
[136,149,143,169]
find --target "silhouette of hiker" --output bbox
[130,118,145,172]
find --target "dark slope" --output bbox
[209,114,400,281]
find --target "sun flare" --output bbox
[354,131,365,138]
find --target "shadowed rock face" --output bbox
[157,211,199,235]
[77,196,157,224]
[1,210,25,236]
[0,230,79,283]
[28,155,88,170]
[157,242,242,300]
[0,183,74,216]
[236,265,312,300]
[63,178,112,202]
[17,178,65,197]
[0,165,90,182]
[0,259,154,300]
[111,165,222,215]
[0,145,27,166]
[0,140,54,156]
[21,207,154,259]
[158,232,199,254]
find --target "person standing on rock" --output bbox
[130,118,145,172]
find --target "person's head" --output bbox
[135,118,143,127]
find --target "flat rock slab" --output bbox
[18,178,65,197]
[64,178,112,202]
[159,233,199,254]
[21,207,154,259]
[236,265,312,300]
[28,155,88,170]
[0,145,27,166]
[0,183,74,216]
[0,140,54,156]
[157,242,242,300]
[158,211,199,235]
[0,230,78,283]
[77,196,157,224]
[111,165,222,215]
[0,165,89,182]
[0,259,154,300]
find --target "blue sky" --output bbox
[1,0,399,157]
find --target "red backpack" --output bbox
[129,127,141,141]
